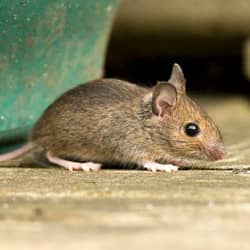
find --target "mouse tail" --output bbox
[0,143,48,167]
[0,143,33,162]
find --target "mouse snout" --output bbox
[203,141,226,161]
[211,145,226,160]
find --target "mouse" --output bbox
[0,63,226,172]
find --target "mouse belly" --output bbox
[33,139,179,172]
[31,141,113,171]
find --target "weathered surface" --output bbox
[0,96,250,250]
[1,169,250,250]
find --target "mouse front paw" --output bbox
[143,161,178,172]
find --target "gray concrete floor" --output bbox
[1,95,250,250]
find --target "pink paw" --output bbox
[66,162,102,172]
[143,161,178,172]
[46,152,102,172]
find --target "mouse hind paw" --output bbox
[66,162,102,172]
[46,152,102,171]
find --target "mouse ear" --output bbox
[152,82,177,117]
[168,63,186,94]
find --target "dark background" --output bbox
[105,54,249,94]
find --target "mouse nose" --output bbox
[211,145,226,160]
[204,141,226,160]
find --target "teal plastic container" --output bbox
[0,0,119,150]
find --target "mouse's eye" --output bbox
[184,123,200,137]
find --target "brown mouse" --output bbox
[0,64,226,172]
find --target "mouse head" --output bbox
[151,63,226,161]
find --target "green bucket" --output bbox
[0,0,119,151]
